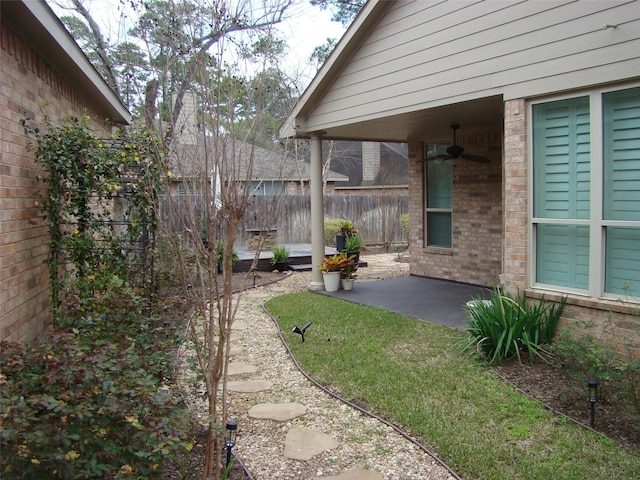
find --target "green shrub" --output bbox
[457,289,566,364]
[550,329,640,412]
[0,303,195,479]
[344,234,363,252]
[400,213,409,236]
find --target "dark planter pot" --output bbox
[336,234,346,252]
[346,250,360,263]
[273,261,290,272]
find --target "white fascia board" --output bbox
[20,1,130,124]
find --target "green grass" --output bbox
[266,292,640,480]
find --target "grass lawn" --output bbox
[266,292,640,480]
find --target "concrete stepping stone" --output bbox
[283,427,338,461]
[324,469,384,480]
[231,321,248,330]
[227,362,257,376]
[227,379,273,393]
[248,402,307,421]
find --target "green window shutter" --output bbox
[536,225,590,289]
[603,87,640,221]
[603,87,640,296]
[605,227,640,297]
[533,97,590,219]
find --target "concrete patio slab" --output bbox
[283,427,338,461]
[248,402,307,421]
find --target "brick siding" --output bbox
[1,21,112,343]
[408,131,503,287]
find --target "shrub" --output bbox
[270,245,290,265]
[457,289,566,364]
[550,329,640,412]
[399,213,409,236]
[0,301,195,479]
[344,234,363,252]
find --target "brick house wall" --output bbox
[1,21,113,343]
[408,131,503,287]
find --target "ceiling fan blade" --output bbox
[460,153,491,163]
[425,154,453,161]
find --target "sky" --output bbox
[49,0,347,87]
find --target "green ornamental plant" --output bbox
[344,234,363,252]
[270,245,290,265]
[319,253,356,273]
[215,240,239,271]
[457,288,566,364]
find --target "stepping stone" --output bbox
[324,469,383,480]
[248,402,307,421]
[227,379,273,393]
[283,427,338,461]
[231,321,248,330]
[227,362,257,376]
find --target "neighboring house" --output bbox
[1,0,130,342]
[326,140,408,195]
[168,92,349,196]
[280,0,640,355]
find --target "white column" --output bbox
[309,134,326,290]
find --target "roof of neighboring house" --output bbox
[2,0,130,124]
[280,0,640,144]
[171,139,348,183]
[316,141,408,187]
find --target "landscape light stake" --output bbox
[292,321,312,342]
[225,421,238,468]
[588,380,598,428]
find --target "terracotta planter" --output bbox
[322,271,341,292]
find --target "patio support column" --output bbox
[309,133,325,290]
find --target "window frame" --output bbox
[528,83,640,301]
[423,145,453,249]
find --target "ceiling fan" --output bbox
[426,124,491,163]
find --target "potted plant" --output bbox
[319,253,352,292]
[270,245,290,272]
[335,219,356,251]
[340,255,358,291]
[344,234,363,262]
[215,240,239,273]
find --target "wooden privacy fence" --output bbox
[159,194,409,247]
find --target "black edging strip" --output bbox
[261,302,463,480]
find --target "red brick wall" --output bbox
[408,131,503,287]
[1,21,112,342]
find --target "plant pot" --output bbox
[336,234,346,252]
[272,261,289,272]
[341,278,354,291]
[322,271,341,292]
[346,250,360,263]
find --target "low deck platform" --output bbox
[234,243,366,272]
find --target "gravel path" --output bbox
[179,253,457,480]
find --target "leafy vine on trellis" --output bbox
[22,115,167,322]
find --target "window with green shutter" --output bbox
[532,85,640,299]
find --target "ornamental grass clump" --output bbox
[457,289,566,364]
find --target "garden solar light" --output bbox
[225,421,238,468]
[588,380,598,428]
[292,321,312,342]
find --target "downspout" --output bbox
[309,133,326,290]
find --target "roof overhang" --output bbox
[280,0,504,144]
[2,0,130,125]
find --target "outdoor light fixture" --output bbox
[187,284,193,294]
[292,321,312,342]
[225,421,238,468]
[588,380,598,428]
[253,272,257,287]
